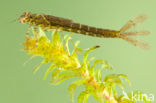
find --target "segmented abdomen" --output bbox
[66,23,118,38]
[28,13,119,38]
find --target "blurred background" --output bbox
[0,0,155,103]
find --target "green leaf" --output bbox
[116,74,131,85]
[83,46,100,64]
[69,84,77,103]
[72,41,83,54]
[51,71,79,85]
[74,40,80,48]
[78,91,90,103]
[23,56,35,66]
[104,74,124,89]
[63,34,69,40]
[104,74,131,88]
[68,79,85,103]
[112,85,117,98]
[51,30,62,47]
[52,68,64,79]
[104,100,109,103]
[91,59,113,70]
[33,60,46,73]
[42,64,56,81]
[92,90,104,103]
[94,69,102,82]
[81,46,100,72]
[65,33,73,55]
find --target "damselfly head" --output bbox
[19,11,31,24]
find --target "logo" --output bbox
[121,91,154,102]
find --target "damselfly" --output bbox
[19,12,150,50]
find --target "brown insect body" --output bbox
[19,12,150,50]
[19,12,119,38]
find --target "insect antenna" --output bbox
[10,12,22,23]
[9,18,19,23]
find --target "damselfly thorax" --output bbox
[19,11,150,50]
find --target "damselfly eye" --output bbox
[19,11,31,24]
[19,17,27,24]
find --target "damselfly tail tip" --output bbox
[119,35,150,50]
[134,14,147,24]
[121,30,150,36]
[118,14,150,50]
[120,14,148,33]
[119,30,150,50]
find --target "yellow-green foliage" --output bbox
[22,28,150,103]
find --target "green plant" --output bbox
[22,28,151,103]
